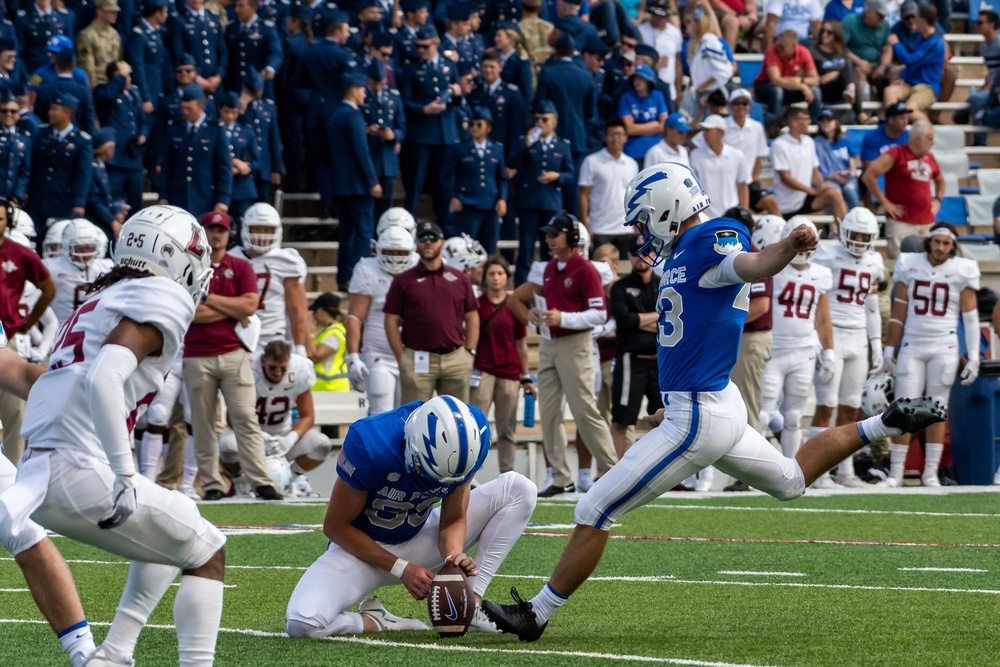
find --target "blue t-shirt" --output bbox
[893,33,946,95]
[859,125,909,162]
[815,136,852,177]
[619,89,668,159]
[336,402,489,544]
[823,0,864,21]
[656,217,752,393]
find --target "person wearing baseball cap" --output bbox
[76,0,122,86]
[859,101,910,170]
[309,293,349,392]
[26,89,93,226]
[621,63,668,167]
[690,114,753,219]
[644,112,691,166]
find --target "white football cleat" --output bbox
[290,474,316,498]
[83,645,135,667]
[809,474,840,490]
[469,605,500,632]
[359,597,430,631]
[835,475,866,488]
[921,472,942,488]
[878,477,902,488]
[232,474,253,498]
[179,483,201,500]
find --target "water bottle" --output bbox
[527,126,542,146]
[291,407,299,425]
[523,374,537,427]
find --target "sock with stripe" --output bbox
[857,414,902,444]
[529,583,567,626]
[57,620,95,667]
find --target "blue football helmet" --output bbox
[404,396,490,488]
[623,162,712,265]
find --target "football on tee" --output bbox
[427,561,475,637]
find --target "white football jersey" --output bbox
[348,257,397,359]
[230,247,307,345]
[251,352,315,435]
[813,244,885,330]
[771,262,833,351]
[22,277,195,461]
[43,256,115,326]
[892,252,981,340]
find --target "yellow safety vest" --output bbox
[313,323,349,391]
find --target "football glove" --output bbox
[869,338,884,373]
[98,474,138,530]
[961,358,980,386]
[347,353,367,393]
[266,431,299,457]
[818,348,836,384]
[881,345,896,376]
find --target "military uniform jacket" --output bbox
[392,25,420,70]
[85,158,121,230]
[223,14,282,92]
[441,33,476,72]
[76,21,122,86]
[442,138,507,209]
[399,56,459,146]
[500,50,532,101]
[28,123,93,217]
[168,6,228,79]
[35,76,96,134]
[149,91,218,164]
[327,101,378,197]
[126,20,169,103]
[300,38,357,129]
[15,7,75,74]
[256,0,291,38]
[533,58,596,155]
[241,98,283,177]
[94,74,148,170]
[224,120,259,201]
[362,87,405,179]
[158,119,233,216]
[469,81,527,161]
[508,134,572,210]
[0,127,31,201]
[276,31,309,110]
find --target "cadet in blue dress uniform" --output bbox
[0,93,31,204]
[240,67,282,203]
[218,90,258,224]
[125,0,170,112]
[495,21,532,101]
[224,0,282,98]
[442,106,507,253]
[305,0,339,39]
[552,11,598,45]
[94,59,148,215]
[33,42,94,134]
[12,84,42,136]
[441,2,476,72]
[256,0,290,38]
[156,84,233,217]
[15,0,75,75]
[507,100,573,284]
[399,24,460,224]
[327,72,381,289]
[27,92,93,228]
[452,59,476,144]
[393,0,428,70]
[167,0,228,94]
[362,58,405,221]
[85,127,125,240]
[275,2,309,192]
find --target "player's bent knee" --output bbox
[286,618,328,639]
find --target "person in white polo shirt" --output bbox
[770,107,848,231]
[643,113,691,166]
[578,119,640,257]
[690,114,751,219]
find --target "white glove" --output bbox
[98,474,138,530]
[293,344,307,357]
[961,358,980,386]
[882,345,896,376]
[818,348,836,384]
[266,431,299,457]
[869,338,884,373]
[27,347,44,364]
[347,353,367,393]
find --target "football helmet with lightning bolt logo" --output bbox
[403,396,490,488]
[623,162,712,265]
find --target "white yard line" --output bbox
[717,571,806,577]
[537,501,1000,519]
[897,567,988,573]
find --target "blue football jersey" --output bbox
[656,217,752,393]
[336,402,458,544]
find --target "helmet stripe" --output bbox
[440,395,469,476]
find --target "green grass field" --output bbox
[3,489,1000,666]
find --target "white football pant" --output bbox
[361,352,401,415]
[759,348,815,457]
[813,327,868,409]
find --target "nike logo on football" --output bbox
[444,588,459,620]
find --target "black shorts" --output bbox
[783,194,817,218]
[611,352,664,426]
[748,181,773,212]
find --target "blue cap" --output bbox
[664,112,691,132]
[176,53,197,68]
[632,64,656,83]
[534,99,557,115]
[818,109,835,120]
[290,1,311,19]
[92,127,116,147]
[496,19,520,34]
[52,91,80,110]
[47,35,73,53]
[582,34,608,56]
[401,0,430,10]
[0,38,16,52]
[416,23,438,39]
[457,60,474,77]
[218,91,240,109]
[555,32,575,51]
[472,106,492,122]
[243,65,264,91]
[561,0,581,6]
[328,8,351,23]
[180,83,205,101]
[371,30,393,46]
[144,0,168,9]
[634,43,659,61]
[342,72,369,89]
[359,0,380,8]
[55,44,76,64]
[367,58,386,81]
[446,1,470,20]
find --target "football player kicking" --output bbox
[219,340,333,497]
[0,207,227,666]
[882,222,981,487]
[481,164,946,641]
[286,395,536,637]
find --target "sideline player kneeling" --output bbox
[286,395,536,637]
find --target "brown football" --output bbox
[426,561,475,638]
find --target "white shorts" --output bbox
[814,327,869,409]
[286,472,536,631]
[895,335,959,404]
[575,383,805,530]
[760,347,815,430]
[0,452,46,555]
[221,428,333,463]
[361,350,400,415]
[7,448,225,570]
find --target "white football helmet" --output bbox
[265,455,292,492]
[840,207,879,257]
[11,209,35,240]
[6,229,31,248]
[376,207,417,239]
[112,205,214,301]
[783,215,817,264]
[443,233,488,271]
[43,219,72,259]
[375,226,417,275]
[64,219,108,269]
[403,395,489,488]
[241,202,282,253]
[860,372,894,418]
[624,163,711,265]
[751,214,785,250]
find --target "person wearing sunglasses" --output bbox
[0,94,30,206]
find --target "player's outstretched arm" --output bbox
[0,347,44,399]
[733,224,819,283]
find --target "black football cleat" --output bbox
[202,489,225,501]
[537,482,575,498]
[882,397,947,435]
[480,588,547,642]
[255,484,284,500]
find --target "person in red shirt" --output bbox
[861,119,944,259]
[753,30,822,124]
[181,212,281,501]
[0,199,55,464]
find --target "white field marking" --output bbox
[0,619,791,667]
[501,574,677,582]
[0,589,29,593]
[536,500,1000,519]
[169,583,237,588]
[898,567,988,573]
[718,571,806,577]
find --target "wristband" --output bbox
[520,375,532,384]
[390,558,409,578]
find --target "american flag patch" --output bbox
[337,449,356,477]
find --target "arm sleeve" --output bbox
[770,138,790,172]
[72,140,94,208]
[85,344,140,476]
[963,308,980,360]
[578,155,595,188]
[559,308,607,330]
[698,250,745,287]
[865,292,881,340]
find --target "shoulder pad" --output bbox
[504,83,518,90]
[15,9,26,16]
[79,131,91,140]
[263,18,275,27]
[133,25,143,34]
[389,88,400,95]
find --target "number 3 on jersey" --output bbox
[657,283,749,348]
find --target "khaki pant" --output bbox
[885,219,930,259]
[183,349,269,493]
[155,400,189,488]
[471,372,520,473]
[399,347,474,404]
[0,335,25,465]
[538,332,617,487]
[896,81,937,111]
[731,330,772,434]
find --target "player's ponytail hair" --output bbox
[86,266,154,295]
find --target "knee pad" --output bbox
[218,431,239,464]
[286,618,327,639]
[500,471,538,514]
[302,433,334,463]
[782,410,803,432]
[772,459,806,502]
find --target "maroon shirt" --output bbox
[744,276,773,333]
[184,253,259,357]
[0,239,50,336]
[384,262,477,351]
[474,295,526,381]
[541,254,604,338]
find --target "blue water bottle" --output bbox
[291,407,300,425]
[523,374,537,427]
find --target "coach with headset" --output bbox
[509,213,618,497]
